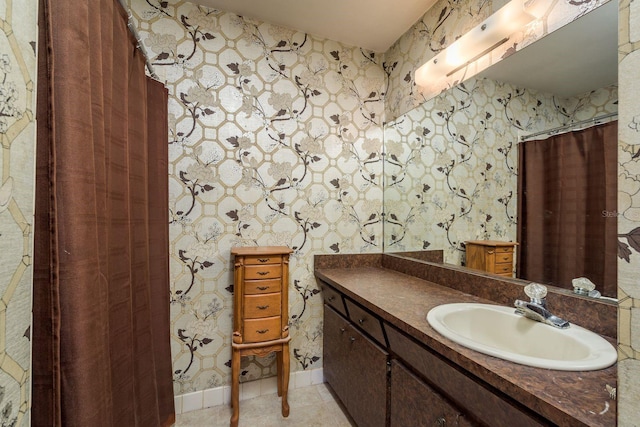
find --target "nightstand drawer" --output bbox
[244,278,282,295]
[245,264,282,280]
[244,293,281,319]
[493,263,513,274]
[244,255,283,265]
[244,316,282,342]
[495,246,513,253]
[494,252,513,264]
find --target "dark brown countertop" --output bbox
[315,266,617,427]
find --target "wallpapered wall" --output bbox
[617,0,640,423]
[129,0,386,394]
[0,0,36,425]
[384,78,617,264]
[383,0,613,122]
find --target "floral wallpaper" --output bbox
[129,0,386,394]
[0,0,36,425]
[617,0,640,423]
[384,0,613,122]
[384,77,617,265]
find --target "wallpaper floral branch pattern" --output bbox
[0,0,36,424]
[384,77,617,264]
[618,0,640,422]
[130,0,385,394]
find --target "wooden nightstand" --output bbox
[230,246,293,427]
[465,240,518,277]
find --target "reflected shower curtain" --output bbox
[33,0,174,425]
[517,121,617,296]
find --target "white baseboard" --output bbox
[175,367,324,415]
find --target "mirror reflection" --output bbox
[382,2,618,298]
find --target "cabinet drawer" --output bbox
[495,272,513,278]
[494,252,513,264]
[243,316,282,342]
[244,255,283,265]
[244,293,281,319]
[320,283,347,316]
[493,263,513,274]
[245,264,282,280]
[345,299,386,346]
[244,278,281,295]
[495,246,513,254]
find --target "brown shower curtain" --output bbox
[517,120,617,297]
[33,0,174,426]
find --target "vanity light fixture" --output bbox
[415,0,536,87]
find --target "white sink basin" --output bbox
[427,303,617,371]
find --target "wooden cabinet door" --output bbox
[390,360,476,427]
[323,305,388,427]
[345,322,388,427]
[323,305,352,407]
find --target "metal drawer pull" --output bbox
[256,329,269,334]
[327,296,335,302]
[257,305,270,310]
[358,318,366,325]
[257,271,270,276]
[349,337,356,343]
[257,286,269,290]
[340,328,346,333]
[258,258,270,262]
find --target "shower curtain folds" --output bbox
[33,0,174,425]
[517,121,617,297]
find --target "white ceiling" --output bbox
[194,0,439,52]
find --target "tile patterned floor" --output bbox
[175,383,356,426]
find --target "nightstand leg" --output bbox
[281,343,290,417]
[231,347,240,426]
[276,350,283,397]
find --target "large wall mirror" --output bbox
[382,1,618,299]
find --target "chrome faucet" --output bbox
[514,283,570,329]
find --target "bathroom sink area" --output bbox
[427,303,617,371]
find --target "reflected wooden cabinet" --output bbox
[465,240,517,278]
[230,246,292,427]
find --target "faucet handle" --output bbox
[524,283,547,302]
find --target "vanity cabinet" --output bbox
[323,305,388,427]
[465,240,517,277]
[320,279,551,427]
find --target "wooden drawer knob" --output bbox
[256,329,269,334]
